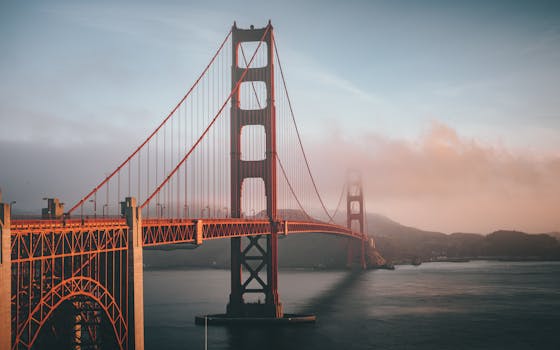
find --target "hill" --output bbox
[144,234,348,269]
[546,232,560,242]
[366,213,560,263]
[143,212,560,268]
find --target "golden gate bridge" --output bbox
[0,22,380,349]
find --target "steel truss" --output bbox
[10,221,129,350]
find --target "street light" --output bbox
[42,197,51,219]
[88,199,97,218]
[102,204,108,217]
[156,204,166,218]
[223,206,229,218]
[9,201,16,212]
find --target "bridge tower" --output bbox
[346,170,367,269]
[228,22,282,317]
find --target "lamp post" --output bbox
[42,197,49,211]
[102,204,108,217]
[88,199,97,218]
[223,206,229,218]
[9,201,16,211]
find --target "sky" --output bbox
[1,0,559,234]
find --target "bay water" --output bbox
[144,261,560,349]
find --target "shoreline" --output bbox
[143,258,560,271]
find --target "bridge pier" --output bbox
[227,228,283,318]
[123,197,145,350]
[0,201,11,350]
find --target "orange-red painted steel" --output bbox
[142,218,365,246]
[228,22,281,318]
[9,216,365,348]
[346,171,367,269]
[10,220,129,349]
[7,22,372,349]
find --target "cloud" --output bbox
[0,104,149,146]
[307,121,560,233]
[312,71,381,104]
[41,2,226,51]
[2,118,558,234]
[0,139,127,212]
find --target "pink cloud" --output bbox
[307,121,560,233]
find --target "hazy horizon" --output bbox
[1,0,559,234]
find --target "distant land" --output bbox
[143,212,560,269]
[366,213,560,264]
[547,231,560,242]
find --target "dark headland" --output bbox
[143,211,560,269]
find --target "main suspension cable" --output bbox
[141,26,271,209]
[273,36,342,223]
[68,29,233,215]
[331,183,347,222]
[239,44,314,220]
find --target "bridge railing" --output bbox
[11,217,366,250]
[140,218,366,247]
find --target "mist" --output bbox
[2,120,559,234]
[308,121,560,234]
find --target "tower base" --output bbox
[226,301,283,318]
[194,313,315,326]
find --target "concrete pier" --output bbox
[0,202,12,350]
[195,313,316,325]
[124,197,144,350]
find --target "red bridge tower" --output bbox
[346,170,367,269]
[228,22,282,318]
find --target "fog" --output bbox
[2,120,559,234]
[308,121,560,233]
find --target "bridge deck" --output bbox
[10,218,365,254]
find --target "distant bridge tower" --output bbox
[346,170,366,269]
[228,21,282,317]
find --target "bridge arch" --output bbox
[14,276,126,350]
